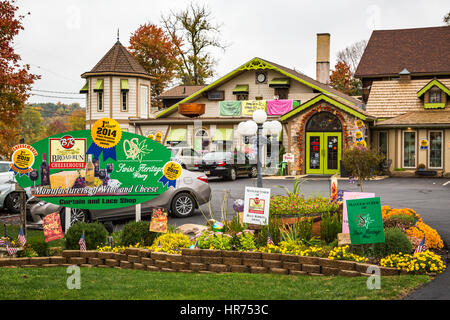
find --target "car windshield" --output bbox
[202,152,232,160]
[0,163,10,172]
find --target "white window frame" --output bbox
[97,91,104,112]
[377,131,388,156]
[428,130,443,169]
[402,130,417,169]
[121,90,128,112]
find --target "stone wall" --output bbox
[0,248,403,277]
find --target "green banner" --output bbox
[15,129,172,210]
[219,101,241,116]
[346,197,385,245]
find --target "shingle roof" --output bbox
[82,41,151,77]
[157,85,205,99]
[365,78,450,118]
[375,110,450,127]
[355,26,450,78]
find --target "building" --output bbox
[355,26,450,176]
[157,85,206,109]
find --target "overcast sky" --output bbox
[15,0,449,108]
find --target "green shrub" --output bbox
[65,222,108,250]
[17,244,39,258]
[120,221,158,247]
[235,231,257,251]
[295,217,313,242]
[320,213,341,244]
[383,214,415,230]
[28,238,50,256]
[372,228,412,258]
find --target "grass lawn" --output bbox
[0,267,430,300]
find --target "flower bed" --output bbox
[270,194,339,217]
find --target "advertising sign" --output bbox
[342,192,375,233]
[149,208,168,233]
[42,212,64,242]
[283,153,294,163]
[346,197,385,245]
[14,118,173,210]
[243,186,271,225]
[329,175,338,203]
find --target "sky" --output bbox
[14,0,449,108]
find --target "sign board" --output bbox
[207,90,225,101]
[283,153,294,163]
[342,192,375,233]
[14,118,174,210]
[149,208,168,233]
[419,138,429,150]
[243,186,271,225]
[346,197,385,245]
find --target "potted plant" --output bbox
[418,163,426,172]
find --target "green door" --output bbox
[306,132,341,175]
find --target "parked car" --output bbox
[197,151,257,181]
[168,147,201,171]
[0,161,32,214]
[27,169,211,228]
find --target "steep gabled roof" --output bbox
[81,41,153,79]
[417,79,450,98]
[155,57,364,118]
[355,26,450,78]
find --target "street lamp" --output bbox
[237,110,281,188]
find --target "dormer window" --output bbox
[429,87,442,103]
[417,79,449,109]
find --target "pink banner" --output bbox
[267,99,293,115]
[342,192,375,234]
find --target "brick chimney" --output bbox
[316,33,330,84]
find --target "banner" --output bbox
[149,208,168,233]
[342,192,375,233]
[267,99,293,115]
[42,212,64,242]
[219,101,242,116]
[243,186,271,225]
[15,118,172,210]
[242,100,267,116]
[346,197,385,245]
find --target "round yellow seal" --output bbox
[91,118,122,149]
[12,148,35,170]
[147,134,155,140]
[163,161,182,181]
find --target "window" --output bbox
[121,91,128,111]
[378,131,388,156]
[305,112,342,132]
[236,94,248,101]
[275,88,289,99]
[429,131,443,169]
[194,128,210,153]
[429,87,442,103]
[97,92,103,112]
[403,131,416,168]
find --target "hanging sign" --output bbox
[154,131,164,143]
[14,118,172,210]
[42,212,64,242]
[346,197,385,245]
[242,100,267,116]
[419,138,429,150]
[243,186,271,225]
[283,153,295,163]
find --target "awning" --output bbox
[79,81,88,94]
[93,79,104,92]
[213,128,233,141]
[232,84,249,94]
[121,79,129,91]
[269,78,290,88]
[166,128,187,141]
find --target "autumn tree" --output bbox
[68,108,86,131]
[161,2,228,85]
[129,23,182,106]
[329,61,361,96]
[0,0,39,158]
[18,105,44,144]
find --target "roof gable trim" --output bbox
[417,79,450,98]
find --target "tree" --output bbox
[129,23,182,106]
[342,145,384,192]
[18,105,44,144]
[46,118,67,137]
[0,0,39,158]
[68,108,86,131]
[336,40,367,74]
[161,2,228,85]
[444,12,450,25]
[329,61,361,96]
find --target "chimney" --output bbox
[316,33,330,84]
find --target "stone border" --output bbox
[0,248,406,277]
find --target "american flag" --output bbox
[18,228,26,247]
[194,240,198,249]
[414,237,426,254]
[6,240,18,256]
[78,234,87,251]
[267,231,274,245]
[157,239,161,248]
[0,237,6,246]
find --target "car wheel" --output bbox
[4,192,21,214]
[228,168,237,181]
[249,166,258,178]
[60,208,90,231]
[171,192,195,218]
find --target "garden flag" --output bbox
[18,228,26,247]
[157,239,161,248]
[267,231,274,245]
[78,234,87,251]
[6,240,17,256]
[194,240,198,249]
[414,237,426,254]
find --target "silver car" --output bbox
[0,161,31,214]
[27,169,211,228]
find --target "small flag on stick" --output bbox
[78,234,87,251]
[414,237,426,254]
[18,228,26,247]
[267,230,274,245]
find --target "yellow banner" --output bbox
[242,100,267,116]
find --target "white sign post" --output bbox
[243,186,271,226]
[65,207,71,233]
[135,203,141,222]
